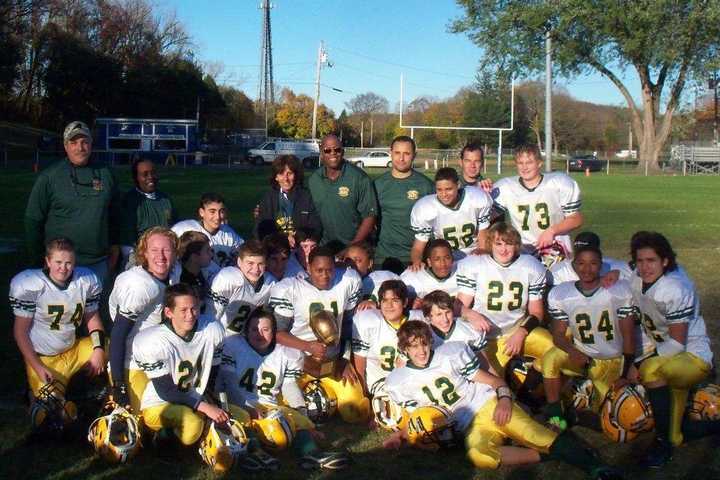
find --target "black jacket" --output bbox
[254,186,322,239]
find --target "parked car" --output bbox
[247,140,320,168]
[568,154,605,172]
[346,150,392,168]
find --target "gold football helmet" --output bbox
[688,384,720,421]
[610,384,654,432]
[252,409,296,451]
[371,394,408,432]
[406,406,458,451]
[302,379,338,424]
[30,380,77,434]
[198,419,249,474]
[600,397,638,443]
[88,403,142,464]
[309,310,340,346]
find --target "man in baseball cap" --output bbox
[573,231,601,250]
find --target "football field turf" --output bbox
[0,165,719,479]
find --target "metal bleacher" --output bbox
[672,144,720,175]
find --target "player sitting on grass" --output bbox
[383,321,622,479]
[207,240,275,336]
[344,241,399,310]
[401,239,460,309]
[541,243,636,431]
[109,227,180,412]
[11,237,105,432]
[629,231,718,467]
[456,222,552,378]
[218,307,349,470]
[132,283,225,451]
[422,290,486,352]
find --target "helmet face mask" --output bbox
[600,384,654,443]
[199,419,248,474]
[31,380,77,435]
[252,409,296,452]
[302,380,337,424]
[371,395,407,432]
[406,406,458,451]
[88,403,142,463]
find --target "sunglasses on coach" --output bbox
[322,147,344,154]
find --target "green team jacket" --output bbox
[24,159,117,265]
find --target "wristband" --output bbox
[90,330,106,350]
[621,353,635,378]
[520,314,540,333]
[496,385,513,400]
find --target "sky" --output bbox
[166,0,643,123]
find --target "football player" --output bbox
[630,231,715,467]
[492,145,583,261]
[541,244,636,431]
[401,239,459,308]
[11,238,105,423]
[351,280,424,398]
[218,307,348,470]
[269,246,368,423]
[108,227,180,412]
[178,231,213,311]
[172,192,244,272]
[263,233,291,282]
[456,222,552,377]
[383,321,621,478]
[422,290,486,352]
[206,240,275,336]
[548,231,631,286]
[284,227,319,279]
[409,167,493,269]
[344,241,399,309]
[133,283,225,448]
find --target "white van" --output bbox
[247,139,320,167]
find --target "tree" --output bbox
[451,0,720,170]
[274,88,335,139]
[345,92,389,146]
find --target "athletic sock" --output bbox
[647,385,672,447]
[542,431,604,474]
[545,401,563,420]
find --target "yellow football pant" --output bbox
[143,403,205,446]
[127,369,149,414]
[541,347,623,410]
[228,403,315,432]
[466,398,558,469]
[299,372,370,424]
[639,352,711,446]
[26,337,95,396]
[485,327,554,376]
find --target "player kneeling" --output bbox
[217,307,349,470]
[383,321,621,479]
[10,238,106,435]
[541,244,636,431]
[132,284,232,464]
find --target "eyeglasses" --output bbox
[322,147,344,154]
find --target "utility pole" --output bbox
[713,72,718,146]
[544,28,553,172]
[311,41,331,140]
[258,0,274,138]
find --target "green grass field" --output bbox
[1,165,719,479]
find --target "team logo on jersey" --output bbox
[338,186,350,197]
[92,179,103,191]
[407,190,419,200]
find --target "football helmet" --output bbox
[569,378,595,411]
[252,409,296,451]
[600,384,654,442]
[30,380,77,434]
[406,406,458,451]
[688,384,720,421]
[302,379,337,424]
[600,397,637,443]
[198,419,249,474]
[371,394,408,432]
[87,403,142,464]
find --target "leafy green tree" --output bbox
[451,0,720,170]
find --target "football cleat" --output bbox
[198,419,248,474]
[88,402,142,464]
[688,383,720,421]
[546,416,568,433]
[371,394,408,432]
[406,405,459,451]
[237,448,280,472]
[251,409,296,451]
[30,380,77,435]
[299,449,351,470]
[640,440,673,469]
[302,379,337,424]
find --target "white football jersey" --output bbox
[385,342,494,432]
[362,270,401,303]
[631,270,712,365]
[207,267,275,335]
[549,257,632,285]
[430,319,487,352]
[284,253,309,279]
[352,309,425,394]
[9,268,101,356]
[269,267,362,359]
[548,280,634,359]
[492,172,581,254]
[109,265,181,369]
[411,186,493,255]
[400,264,459,299]
[456,254,547,338]
[133,314,225,410]
[172,219,244,268]
[218,336,303,407]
